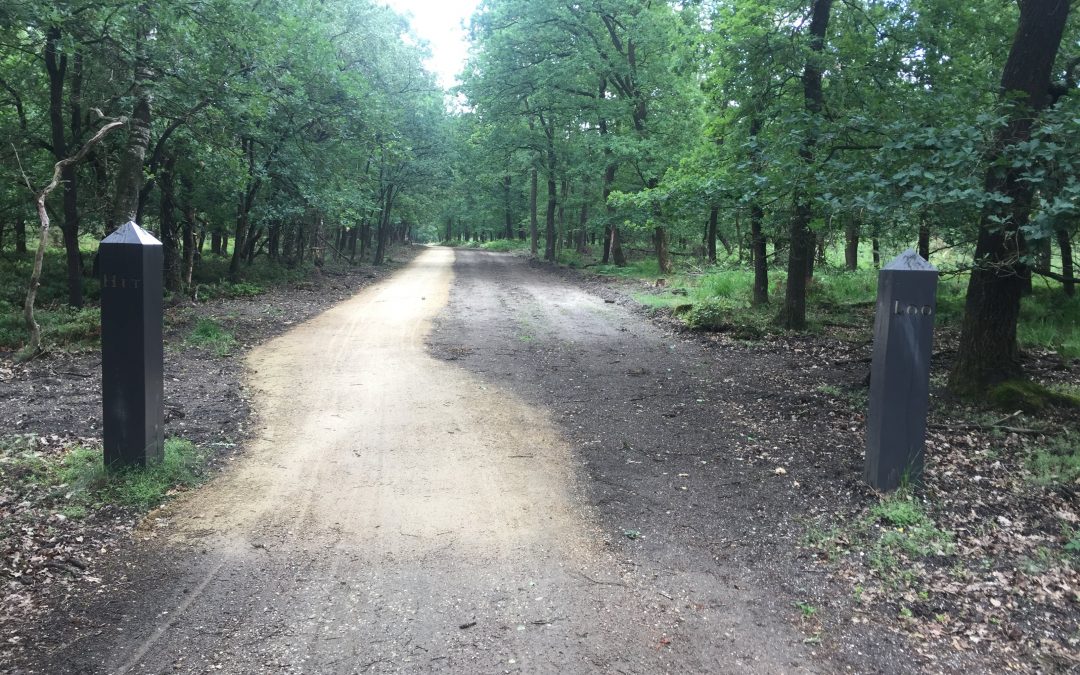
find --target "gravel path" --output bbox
[24,247,823,673]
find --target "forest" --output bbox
[2,1,1080,672]
[1,0,1078,399]
[0,0,1075,393]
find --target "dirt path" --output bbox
[31,247,818,674]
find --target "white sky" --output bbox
[382,0,481,89]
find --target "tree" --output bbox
[949,0,1073,394]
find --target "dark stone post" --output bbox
[99,221,164,469]
[865,249,938,491]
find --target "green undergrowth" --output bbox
[0,244,359,351]
[1026,436,1080,487]
[0,436,207,513]
[606,256,1079,357]
[186,317,237,356]
[0,300,101,351]
[479,238,530,253]
[805,491,955,590]
[189,256,319,300]
[987,380,1080,414]
[595,258,663,279]
[0,247,102,308]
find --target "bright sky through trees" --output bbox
[382,0,480,89]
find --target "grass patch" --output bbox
[594,258,662,279]
[186,317,237,356]
[195,280,263,300]
[557,249,584,268]
[0,248,102,308]
[0,300,101,351]
[987,379,1080,414]
[480,238,530,253]
[1026,436,1080,487]
[867,493,954,575]
[1,436,207,512]
[804,491,953,589]
[684,299,772,340]
[1018,287,1080,358]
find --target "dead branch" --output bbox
[23,117,127,357]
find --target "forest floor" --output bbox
[1,246,1077,673]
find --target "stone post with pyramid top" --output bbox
[99,221,164,470]
[865,249,938,491]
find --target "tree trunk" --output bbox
[374,187,395,265]
[735,210,743,263]
[181,210,196,291]
[610,226,626,267]
[529,166,539,257]
[748,116,768,305]
[14,215,27,254]
[45,28,86,308]
[159,155,182,293]
[110,16,153,232]
[348,226,359,261]
[557,178,568,256]
[718,228,733,257]
[779,0,831,330]
[1034,235,1052,276]
[577,185,589,254]
[503,175,514,240]
[706,207,718,263]
[845,216,860,270]
[751,203,768,307]
[917,220,931,261]
[229,137,258,277]
[1058,226,1075,297]
[805,231,818,282]
[211,233,222,255]
[268,221,282,260]
[654,226,672,275]
[358,217,370,260]
[601,166,625,267]
[311,213,324,267]
[25,118,125,356]
[949,0,1071,396]
[544,156,557,262]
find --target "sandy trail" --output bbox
[65,247,812,674]
[169,246,590,562]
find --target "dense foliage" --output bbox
[0,0,449,300]
[455,0,1079,392]
[1,0,1077,393]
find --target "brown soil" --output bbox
[5,248,816,673]
[5,247,1074,673]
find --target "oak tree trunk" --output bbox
[779,0,831,330]
[751,203,768,306]
[577,182,589,253]
[949,0,1071,395]
[503,175,514,240]
[544,154,557,262]
[14,216,27,254]
[110,12,153,233]
[706,207,718,263]
[917,220,931,261]
[159,155,182,293]
[845,216,860,270]
[529,167,539,256]
[1058,226,1075,297]
[654,226,672,275]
